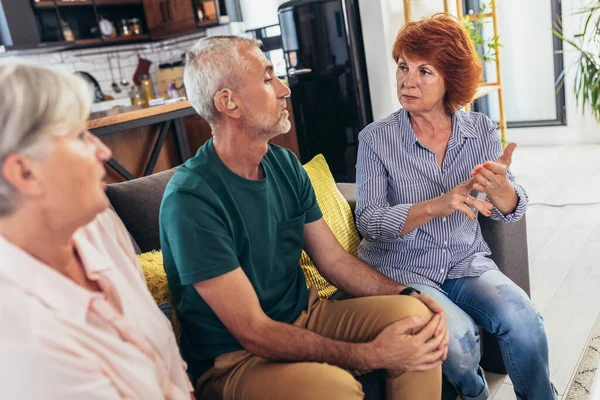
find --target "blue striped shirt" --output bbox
[355,109,528,288]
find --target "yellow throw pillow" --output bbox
[137,250,181,340]
[138,250,170,304]
[301,154,361,298]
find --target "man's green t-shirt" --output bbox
[159,139,322,382]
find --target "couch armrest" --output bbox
[336,182,356,213]
[478,215,531,296]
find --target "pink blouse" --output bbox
[0,209,194,399]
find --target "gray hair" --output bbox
[0,63,91,216]
[184,35,262,123]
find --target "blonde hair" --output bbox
[0,63,92,216]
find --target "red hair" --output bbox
[392,14,483,115]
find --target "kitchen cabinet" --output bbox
[142,0,196,39]
[2,0,241,53]
[0,0,48,50]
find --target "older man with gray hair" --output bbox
[160,35,449,399]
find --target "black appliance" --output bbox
[278,0,372,182]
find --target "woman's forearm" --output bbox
[400,200,437,236]
[490,188,518,216]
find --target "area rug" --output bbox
[565,314,600,399]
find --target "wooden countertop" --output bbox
[87,100,193,130]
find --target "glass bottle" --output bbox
[140,74,154,102]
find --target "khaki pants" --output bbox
[197,288,442,400]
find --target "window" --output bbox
[468,0,566,127]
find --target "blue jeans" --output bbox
[411,270,556,400]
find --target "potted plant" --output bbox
[553,0,600,122]
[461,1,501,63]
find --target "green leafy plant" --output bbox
[553,0,600,122]
[461,1,501,63]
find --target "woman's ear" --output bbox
[2,154,44,198]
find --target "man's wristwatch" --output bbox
[399,287,421,296]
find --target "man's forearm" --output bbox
[242,318,375,370]
[317,252,405,297]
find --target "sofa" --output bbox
[106,163,530,400]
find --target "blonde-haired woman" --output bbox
[0,64,194,399]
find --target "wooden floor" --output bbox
[485,144,600,400]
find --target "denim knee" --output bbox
[444,326,482,375]
[494,284,546,343]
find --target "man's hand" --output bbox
[369,314,450,373]
[410,293,449,361]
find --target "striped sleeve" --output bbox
[481,116,528,222]
[355,131,418,242]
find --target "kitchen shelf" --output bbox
[102,34,149,43]
[55,0,94,6]
[75,38,102,45]
[32,1,56,8]
[95,0,143,5]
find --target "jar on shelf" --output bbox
[120,19,132,37]
[129,85,145,106]
[61,20,75,42]
[129,18,143,35]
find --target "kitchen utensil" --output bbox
[108,56,121,94]
[117,56,129,87]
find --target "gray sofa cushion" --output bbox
[105,169,176,253]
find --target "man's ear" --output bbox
[213,90,241,119]
[2,153,45,198]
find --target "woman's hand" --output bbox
[427,179,494,221]
[470,143,519,215]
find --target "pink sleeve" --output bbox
[1,348,122,400]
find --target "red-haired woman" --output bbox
[355,14,556,400]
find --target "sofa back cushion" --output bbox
[105,169,176,253]
[300,155,361,298]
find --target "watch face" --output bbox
[99,19,114,37]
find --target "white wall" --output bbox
[238,0,281,30]
[358,0,600,144]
